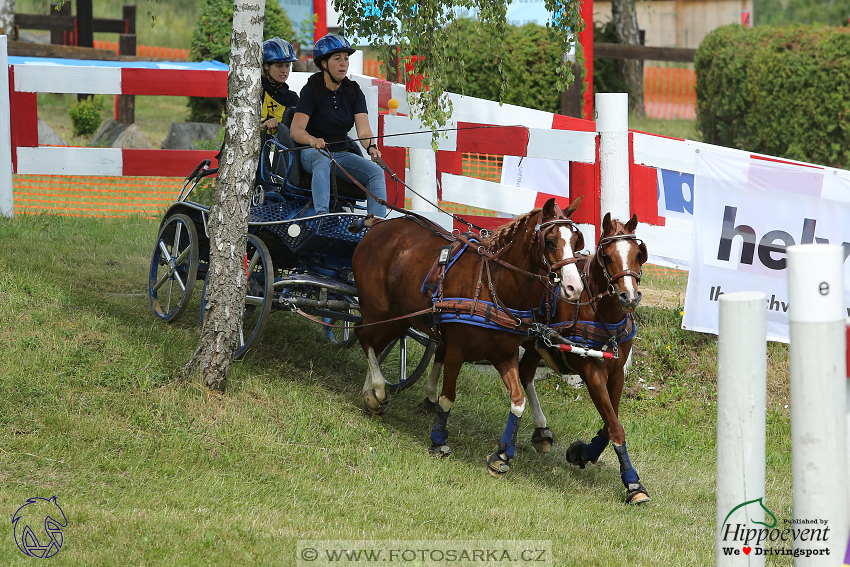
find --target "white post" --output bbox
[595,93,629,225]
[788,244,848,565]
[348,50,364,77]
[0,36,14,218]
[716,291,767,567]
[407,148,437,212]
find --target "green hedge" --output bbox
[188,0,296,123]
[696,24,850,168]
[442,19,583,114]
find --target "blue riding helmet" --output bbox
[263,37,297,64]
[313,33,356,67]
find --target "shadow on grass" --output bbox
[228,312,637,504]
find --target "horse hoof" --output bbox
[430,444,451,457]
[625,483,651,505]
[566,440,590,469]
[419,397,439,414]
[362,389,388,415]
[531,427,554,453]
[486,452,511,478]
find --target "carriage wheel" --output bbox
[201,234,274,360]
[149,213,200,322]
[379,328,439,393]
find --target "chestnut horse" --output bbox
[517,213,650,504]
[352,198,584,469]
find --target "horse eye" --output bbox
[545,238,558,248]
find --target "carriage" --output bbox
[147,136,438,392]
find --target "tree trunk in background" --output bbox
[183,0,265,391]
[612,0,645,117]
[0,0,15,39]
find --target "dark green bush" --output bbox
[68,95,106,137]
[443,19,583,114]
[188,0,296,123]
[593,20,630,96]
[696,24,850,168]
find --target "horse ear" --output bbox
[637,241,648,265]
[541,198,557,218]
[626,213,639,233]
[574,229,585,252]
[602,212,613,235]
[564,195,583,218]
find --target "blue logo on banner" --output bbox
[12,496,68,559]
[658,168,694,216]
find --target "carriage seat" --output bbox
[267,108,366,202]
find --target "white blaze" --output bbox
[615,240,638,300]
[557,226,583,301]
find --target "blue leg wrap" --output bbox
[498,412,522,459]
[323,317,336,343]
[613,441,640,486]
[584,429,610,463]
[430,406,450,446]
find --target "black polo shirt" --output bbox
[295,76,368,153]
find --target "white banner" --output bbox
[682,151,850,342]
[500,156,570,198]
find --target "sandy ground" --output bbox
[640,287,685,309]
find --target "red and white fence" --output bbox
[0,48,709,259]
[2,42,839,276]
[7,59,225,178]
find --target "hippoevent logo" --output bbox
[720,497,832,558]
[11,496,68,559]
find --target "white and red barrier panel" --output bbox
[8,57,229,177]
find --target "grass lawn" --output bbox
[630,114,699,141]
[0,214,793,566]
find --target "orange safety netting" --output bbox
[642,264,688,278]
[92,40,189,61]
[12,175,183,218]
[643,66,696,120]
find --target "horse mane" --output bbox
[486,208,540,252]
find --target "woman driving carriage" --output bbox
[260,37,299,144]
[290,34,387,217]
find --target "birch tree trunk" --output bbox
[183,0,265,391]
[611,0,644,117]
[0,0,15,39]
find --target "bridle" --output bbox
[533,216,584,286]
[593,227,647,292]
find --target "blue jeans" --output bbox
[300,148,387,217]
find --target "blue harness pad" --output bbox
[435,298,534,334]
[419,243,470,295]
[561,317,637,349]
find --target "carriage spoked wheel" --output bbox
[201,234,274,360]
[149,213,200,322]
[379,328,439,393]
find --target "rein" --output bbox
[303,152,581,336]
[324,149,579,288]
